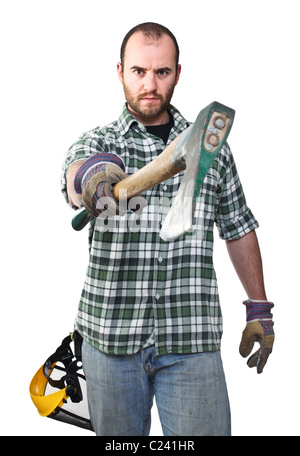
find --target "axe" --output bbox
[71,101,235,241]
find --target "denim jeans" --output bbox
[82,341,231,436]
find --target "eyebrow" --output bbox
[130,65,173,72]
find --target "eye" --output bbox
[133,69,145,76]
[157,69,171,78]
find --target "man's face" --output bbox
[117,32,181,125]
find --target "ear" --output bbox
[175,64,181,86]
[117,62,123,83]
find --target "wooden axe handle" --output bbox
[113,135,183,200]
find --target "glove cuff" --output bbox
[243,299,274,322]
[74,153,126,193]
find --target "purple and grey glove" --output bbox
[74,153,128,218]
[239,300,275,374]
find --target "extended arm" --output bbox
[66,160,87,208]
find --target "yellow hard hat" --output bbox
[30,363,69,417]
[29,332,93,431]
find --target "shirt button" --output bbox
[158,256,163,263]
[163,185,167,191]
[155,294,160,300]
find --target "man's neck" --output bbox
[127,105,170,126]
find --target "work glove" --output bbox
[74,153,128,218]
[239,300,274,374]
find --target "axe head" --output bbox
[160,101,235,242]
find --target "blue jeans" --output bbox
[82,341,231,436]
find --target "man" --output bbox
[61,22,274,436]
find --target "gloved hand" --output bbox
[74,153,128,217]
[239,300,274,374]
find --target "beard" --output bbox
[123,83,175,120]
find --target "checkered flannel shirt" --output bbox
[61,104,259,356]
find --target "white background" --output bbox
[1,0,299,436]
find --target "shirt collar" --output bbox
[116,103,190,136]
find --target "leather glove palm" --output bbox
[239,300,274,374]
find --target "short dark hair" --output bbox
[120,22,180,68]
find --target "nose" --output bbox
[143,72,158,92]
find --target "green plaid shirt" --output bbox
[61,104,258,355]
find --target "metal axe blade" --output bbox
[160,101,235,241]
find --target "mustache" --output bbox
[138,92,163,101]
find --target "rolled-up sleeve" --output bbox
[215,146,259,240]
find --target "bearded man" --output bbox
[61,22,274,436]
